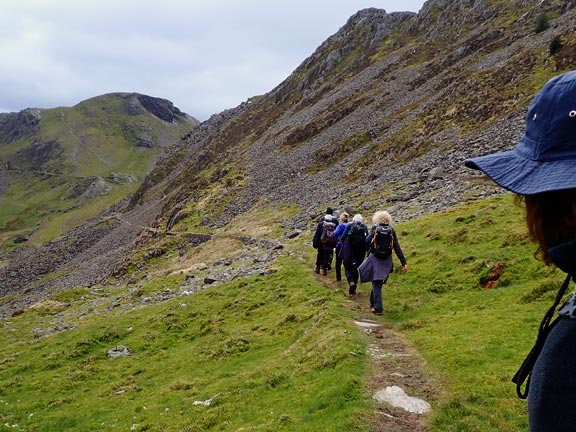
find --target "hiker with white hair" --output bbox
[359,210,407,315]
[465,70,576,431]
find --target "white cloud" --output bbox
[0,0,426,120]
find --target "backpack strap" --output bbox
[372,226,380,252]
[512,273,572,399]
[339,223,350,243]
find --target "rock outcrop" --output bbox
[0,109,41,143]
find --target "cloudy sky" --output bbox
[0,1,426,121]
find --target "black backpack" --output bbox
[320,221,336,245]
[372,225,394,257]
[348,222,367,246]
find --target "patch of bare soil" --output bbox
[324,276,434,432]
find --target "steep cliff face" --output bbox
[282,8,417,98]
[1,0,576,309]
[135,94,188,123]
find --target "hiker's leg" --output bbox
[343,262,356,294]
[371,280,383,313]
[350,263,359,285]
[344,262,353,283]
[320,249,330,274]
[335,254,343,281]
[315,250,322,273]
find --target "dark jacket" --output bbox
[338,222,368,266]
[528,240,576,431]
[312,220,336,251]
[360,224,406,282]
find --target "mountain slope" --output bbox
[1,0,575,310]
[0,93,198,249]
[118,0,574,257]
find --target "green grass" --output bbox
[380,194,566,431]
[0,257,369,432]
[0,193,568,431]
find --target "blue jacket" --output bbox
[528,240,576,431]
[334,222,349,248]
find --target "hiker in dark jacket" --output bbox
[360,211,407,315]
[339,214,368,295]
[312,214,336,276]
[317,207,338,225]
[317,207,339,270]
[465,70,576,431]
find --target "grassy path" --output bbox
[319,274,433,432]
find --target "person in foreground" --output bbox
[465,70,576,431]
[360,210,407,315]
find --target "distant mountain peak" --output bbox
[74,92,198,124]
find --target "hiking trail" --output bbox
[321,274,434,432]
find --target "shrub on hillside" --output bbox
[535,13,550,34]
[549,35,563,56]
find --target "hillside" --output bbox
[1,0,576,429]
[131,0,575,234]
[0,0,574,319]
[1,0,570,300]
[0,93,198,249]
[0,194,562,431]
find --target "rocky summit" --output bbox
[1,0,576,312]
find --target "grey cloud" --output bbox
[0,0,425,121]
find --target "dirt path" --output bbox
[322,277,434,431]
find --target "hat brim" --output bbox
[465,150,576,195]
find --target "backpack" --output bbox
[372,225,394,257]
[320,221,336,245]
[348,222,367,246]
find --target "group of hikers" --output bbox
[318,70,576,428]
[312,207,407,315]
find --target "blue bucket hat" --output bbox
[465,70,576,195]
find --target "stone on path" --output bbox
[373,385,431,414]
[354,320,381,328]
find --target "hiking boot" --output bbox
[349,282,356,295]
[315,266,320,274]
[323,268,328,276]
[371,308,383,316]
